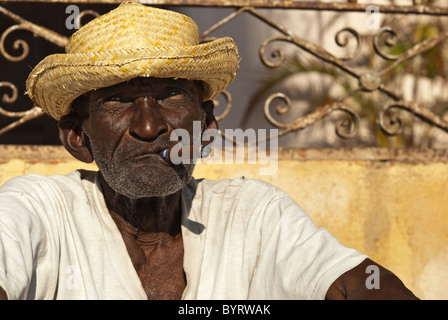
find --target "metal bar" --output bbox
[378,100,448,136]
[248,7,361,78]
[0,6,68,49]
[201,7,247,38]
[379,32,448,77]
[1,0,448,16]
[0,107,44,136]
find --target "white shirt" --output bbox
[0,170,367,300]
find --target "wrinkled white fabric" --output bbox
[0,170,367,300]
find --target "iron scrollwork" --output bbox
[246,6,448,145]
[0,5,102,137]
[1,2,448,147]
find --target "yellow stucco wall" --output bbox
[1,145,447,299]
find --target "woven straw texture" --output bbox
[26,2,239,120]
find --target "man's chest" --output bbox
[125,235,186,299]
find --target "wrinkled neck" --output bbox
[98,171,183,239]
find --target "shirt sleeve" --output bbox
[250,186,368,300]
[0,176,49,300]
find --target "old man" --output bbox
[0,2,417,300]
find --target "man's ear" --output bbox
[58,114,94,163]
[202,100,218,132]
[200,100,219,157]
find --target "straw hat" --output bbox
[25,2,239,120]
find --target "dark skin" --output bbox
[0,77,418,300]
[326,259,418,299]
[61,77,214,299]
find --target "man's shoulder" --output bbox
[192,176,283,200]
[0,170,96,195]
[194,175,275,188]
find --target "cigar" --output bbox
[160,144,212,164]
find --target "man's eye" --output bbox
[105,95,127,102]
[166,89,183,98]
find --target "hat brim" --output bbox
[26,37,239,120]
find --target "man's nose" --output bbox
[129,96,168,141]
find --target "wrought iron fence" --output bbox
[1,0,448,148]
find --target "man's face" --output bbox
[80,77,207,199]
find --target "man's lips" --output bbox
[159,145,203,163]
[125,144,176,162]
[129,145,202,164]
[131,153,160,161]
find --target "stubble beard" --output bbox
[87,135,195,199]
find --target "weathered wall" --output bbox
[1,145,447,300]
